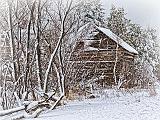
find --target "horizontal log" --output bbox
[0,106,25,116]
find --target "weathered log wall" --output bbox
[68,32,137,90]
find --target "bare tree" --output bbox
[0,0,85,118]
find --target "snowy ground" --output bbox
[1,87,160,120]
[24,88,160,120]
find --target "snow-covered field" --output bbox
[23,88,160,120]
[1,87,160,120]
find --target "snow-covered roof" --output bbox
[96,27,138,54]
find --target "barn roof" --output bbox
[96,27,138,54]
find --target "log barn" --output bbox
[68,24,138,90]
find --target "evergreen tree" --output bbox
[107,6,130,40]
[107,6,160,88]
[76,0,106,27]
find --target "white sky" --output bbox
[101,0,160,37]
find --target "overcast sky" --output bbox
[101,0,160,37]
[0,0,160,37]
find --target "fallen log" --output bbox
[0,92,65,118]
[0,106,25,116]
[11,108,44,120]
